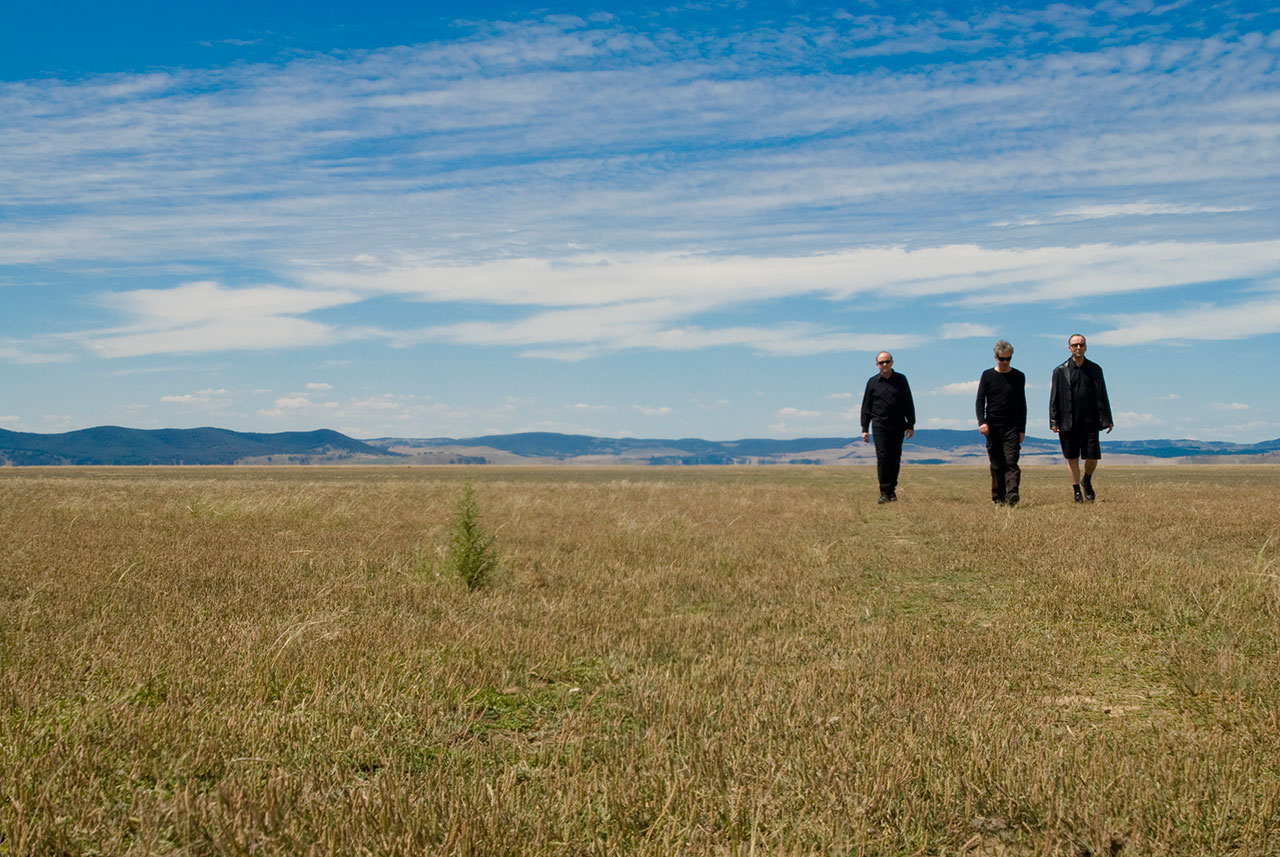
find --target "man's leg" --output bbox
[1081,431,1101,501]
[1065,457,1081,483]
[871,431,890,501]
[986,429,1006,503]
[885,428,904,499]
[1061,429,1084,501]
[983,427,1003,503]
[872,426,904,500]
[1001,427,1022,504]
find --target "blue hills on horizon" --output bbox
[3,425,1277,466]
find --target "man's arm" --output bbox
[975,372,988,432]
[1094,364,1114,431]
[1014,370,1028,435]
[860,378,872,442]
[1048,365,1061,432]
[901,376,915,439]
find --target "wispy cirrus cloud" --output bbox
[76,281,360,358]
[1095,296,1280,345]
[13,238,1278,362]
[3,10,1277,275]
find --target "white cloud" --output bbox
[1094,297,1280,345]
[826,392,853,399]
[74,281,361,358]
[1114,410,1161,425]
[87,316,341,359]
[160,389,232,407]
[257,392,449,424]
[305,382,334,391]
[1054,202,1254,220]
[939,323,995,340]
[1211,402,1250,411]
[102,281,357,326]
[567,402,610,410]
[0,344,74,364]
[0,415,20,426]
[311,241,1280,311]
[777,407,822,417]
[921,417,973,429]
[1156,393,1181,400]
[634,405,672,416]
[937,381,979,395]
[30,235,1274,364]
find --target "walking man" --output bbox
[1049,334,1114,502]
[976,340,1026,506]
[861,351,915,504]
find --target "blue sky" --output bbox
[3,0,1279,442]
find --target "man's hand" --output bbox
[861,432,870,443]
[1051,425,1059,433]
[905,429,913,440]
[978,423,989,436]
[1105,424,1114,434]
[1019,432,1025,443]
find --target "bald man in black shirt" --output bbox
[861,351,915,504]
[1050,333,1114,502]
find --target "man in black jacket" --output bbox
[1049,334,1114,502]
[976,339,1027,506]
[861,351,915,504]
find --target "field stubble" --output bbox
[1,465,1278,855]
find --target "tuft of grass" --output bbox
[445,480,499,589]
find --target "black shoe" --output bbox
[888,491,898,502]
[1007,492,1019,507]
[1073,485,1083,503]
[1082,475,1095,502]
[877,493,891,504]
[993,498,1006,506]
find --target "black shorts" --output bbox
[1059,427,1101,460]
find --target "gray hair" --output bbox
[993,340,1013,355]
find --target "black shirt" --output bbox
[861,372,915,432]
[975,367,1027,433]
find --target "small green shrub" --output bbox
[446,481,499,589]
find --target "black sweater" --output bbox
[975,367,1027,433]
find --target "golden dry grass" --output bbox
[2,465,1278,856]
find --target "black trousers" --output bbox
[871,426,905,495]
[985,424,1022,501]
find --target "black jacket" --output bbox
[1049,357,1112,432]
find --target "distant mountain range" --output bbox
[3,426,1278,466]
[0,426,394,466]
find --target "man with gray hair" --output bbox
[975,340,1027,506]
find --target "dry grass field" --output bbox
[2,465,1278,856]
